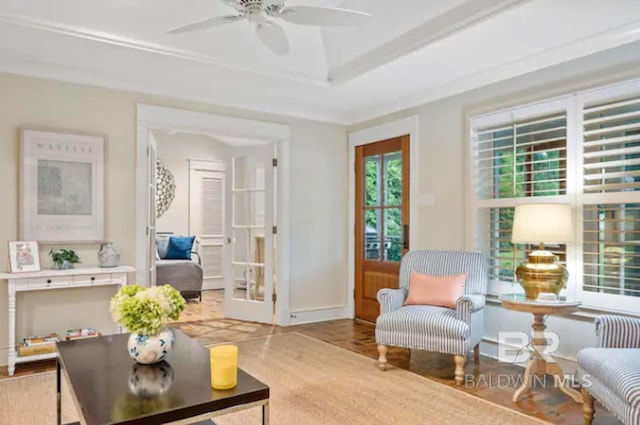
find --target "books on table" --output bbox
[19,333,59,357]
[66,328,100,341]
[18,329,101,357]
[23,333,59,347]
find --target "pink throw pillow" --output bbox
[404,271,467,309]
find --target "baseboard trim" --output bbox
[288,306,350,326]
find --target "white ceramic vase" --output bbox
[127,328,174,364]
[98,242,120,268]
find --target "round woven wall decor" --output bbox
[156,159,176,218]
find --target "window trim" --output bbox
[468,77,640,313]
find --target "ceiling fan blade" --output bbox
[222,0,245,12]
[167,15,244,34]
[256,22,290,56]
[278,6,371,26]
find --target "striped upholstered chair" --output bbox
[375,250,488,385]
[578,315,640,425]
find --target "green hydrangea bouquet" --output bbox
[110,284,186,336]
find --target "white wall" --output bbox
[349,43,640,370]
[0,72,348,366]
[154,130,229,236]
[289,121,349,312]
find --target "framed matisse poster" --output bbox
[20,128,105,242]
[8,241,41,273]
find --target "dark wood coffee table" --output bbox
[56,329,269,425]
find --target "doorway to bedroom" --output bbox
[136,105,290,326]
[150,130,277,323]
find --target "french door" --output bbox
[224,144,276,323]
[355,136,410,322]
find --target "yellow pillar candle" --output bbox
[209,345,238,390]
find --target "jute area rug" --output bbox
[0,333,548,425]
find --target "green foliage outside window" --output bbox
[364,154,403,261]
[491,128,565,279]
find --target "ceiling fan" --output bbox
[167,0,372,55]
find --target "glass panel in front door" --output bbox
[363,150,403,263]
[231,154,266,302]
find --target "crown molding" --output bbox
[0,56,350,124]
[344,20,640,124]
[0,12,329,87]
[327,0,530,85]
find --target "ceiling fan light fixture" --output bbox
[167,0,372,54]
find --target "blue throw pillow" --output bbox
[165,236,195,260]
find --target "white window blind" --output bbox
[583,204,640,298]
[583,95,640,193]
[475,112,567,199]
[580,90,640,308]
[470,79,640,311]
[472,108,569,294]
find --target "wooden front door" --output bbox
[355,136,410,322]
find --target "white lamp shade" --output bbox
[511,204,573,244]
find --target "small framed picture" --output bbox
[8,241,41,273]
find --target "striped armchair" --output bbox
[578,315,640,425]
[375,250,488,385]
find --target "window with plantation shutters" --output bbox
[579,88,640,309]
[582,204,640,298]
[471,106,569,294]
[470,78,640,311]
[475,112,567,200]
[583,95,640,194]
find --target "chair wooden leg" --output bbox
[473,344,480,364]
[581,387,595,425]
[377,345,388,371]
[454,355,466,385]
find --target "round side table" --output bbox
[500,294,583,404]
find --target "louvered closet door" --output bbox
[190,166,225,290]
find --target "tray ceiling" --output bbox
[1,0,639,123]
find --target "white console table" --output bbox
[0,265,135,376]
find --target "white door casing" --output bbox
[136,104,291,325]
[189,160,225,290]
[148,131,158,286]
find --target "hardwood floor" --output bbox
[2,290,619,425]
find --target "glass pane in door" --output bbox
[362,150,404,263]
[230,153,267,303]
[384,152,402,206]
[384,208,402,262]
[364,209,381,260]
[232,263,249,300]
[365,155,381,207]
